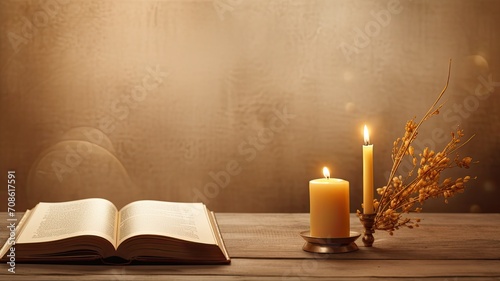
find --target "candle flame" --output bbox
[323,167,330,179]
[364,125,370,145]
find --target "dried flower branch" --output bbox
[361,60,477,235]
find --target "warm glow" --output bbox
[323,167,330,179]
[364,125,370,145]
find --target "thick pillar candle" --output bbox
[309,167,350,238]
[363,125,374,214]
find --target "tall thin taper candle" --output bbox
[363,125,374,214]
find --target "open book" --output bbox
[0,198,230,264]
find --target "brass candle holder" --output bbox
[300,231,360,253]
[359,213,376,247]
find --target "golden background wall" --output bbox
[1,0,499,212]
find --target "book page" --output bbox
[117,200,216,246]
[17,198,118,247]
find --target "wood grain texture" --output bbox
[216,213,500,260]
[0,213,498,280]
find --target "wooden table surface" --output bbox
[1,212,499,280]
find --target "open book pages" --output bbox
[117,200,216,246]
[0,198,230,264]
[16,198,118,246]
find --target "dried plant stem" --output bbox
[375,60,452,222]
[367,59,477,234]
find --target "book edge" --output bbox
[208,210,231,264]
[0,209,32,260]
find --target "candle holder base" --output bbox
[359,213,376,247]
[300,231,360,254]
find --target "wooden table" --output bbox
[1,213,499,280]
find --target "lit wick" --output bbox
[364,125,370,146]
[323,167,330,179]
